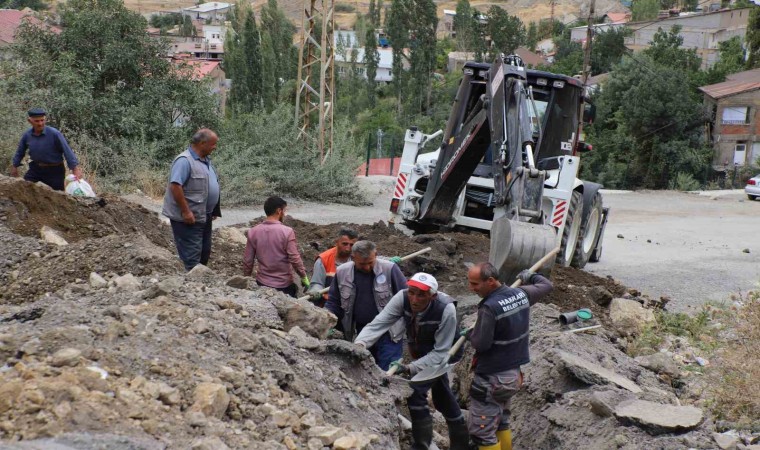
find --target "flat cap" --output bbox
[27,108,46,117]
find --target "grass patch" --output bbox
[335,3,356,12]
[708,292,760,426]
[627,308,718,357]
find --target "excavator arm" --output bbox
[417,55,558,282]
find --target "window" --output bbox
[721,106,750,125]
[337,66,346,75]
[734,143,747,165]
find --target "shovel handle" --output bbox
[386,358,403,375]
[454,247,561,354]
[295,247,433,302]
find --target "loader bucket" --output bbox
[490,218,557,283]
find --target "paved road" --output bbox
[129,177,760,313]
[585,189,759,313]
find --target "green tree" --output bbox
[260,31,277,109]
[260,0,297,97]
[365,28,379,106]
[0,0,47,10]
[526,21,538,51]
[386,0,409,111]
[181,15,196,37]
[453,0,475,52]
[9,0,217,165]
[642,26,701,72]
[368,0,380,27]
[407,0,438,112]
[632,0,659,21]
[234,9,263,111]
[584,55,709,189]
[487,6,525,57]
[590,27,631,74]
[747,6,760,68]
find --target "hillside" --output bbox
[121,0,629,31]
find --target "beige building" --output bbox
[699,69,760,170]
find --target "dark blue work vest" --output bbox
[474,285,530,374]
[402,291,461,362]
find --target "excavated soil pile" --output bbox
[1,176,716,449]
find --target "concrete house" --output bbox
[335,47,399,83]
[181,2,231,22]
[699,69,760,169]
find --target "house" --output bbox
[584,72,610,95]
[438,9,456,39]
[624,7,751,69]
[570,22,627,43]
[181,2,231,22]
[699,68,760,169]
[172,58,228,120]
[335,47,402,82]
[602,12,631,23]
[0,9,59,60]
[447,47,547,73]
[160,23,226,60]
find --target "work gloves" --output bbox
[517,270,536,285]
[308,290,323,303]
[459,327,473,339]
[389,360,411,376]
[389,256,402,264]
[301,275,310,288]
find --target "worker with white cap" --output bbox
[354,272,469,450]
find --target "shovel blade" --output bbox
[490,218,557,284]
[410,362,458,385]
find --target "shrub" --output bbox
[214,105,365,206]
[669,172,700,191]
[335,3,356,12]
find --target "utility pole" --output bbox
[295,0,335,163]
[574,0,595,152]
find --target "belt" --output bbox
[32,161,64,167]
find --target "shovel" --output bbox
[409,247,560,385]
[295,247,433,302]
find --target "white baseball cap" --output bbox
[408,273,438,294]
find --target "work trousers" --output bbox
[468,368,523,446]
[408,372,463,422]
[362,331,402,371]
[25,162,65,191]
[256,281,298,298]
[170,215,213,271]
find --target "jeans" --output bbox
[25,162,65,191]
[408,373,463,421]
[257,281,297,298]
[367,332,403,371]
[170,215,213,271]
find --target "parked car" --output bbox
[746,175,760,201]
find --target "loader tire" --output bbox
[556,191,583,268]
[572,192,603,268]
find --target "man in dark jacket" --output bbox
[466,262,553,450]
[354,273,469,450]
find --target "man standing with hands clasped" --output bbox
[11,108,82,191]
[162,129,221,271]
[466,263,553,450]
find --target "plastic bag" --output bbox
[64,174,97,197]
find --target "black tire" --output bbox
[572,192,603,268]
[748,195,757,201]
[556,191,583,267]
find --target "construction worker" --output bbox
[325,240,406,370]
[354,273,469,450]
[243,196,309,298]
[308,228,359,307]
[466,263,553,450]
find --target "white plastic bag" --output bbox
[65,174,97,197]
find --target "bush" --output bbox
[335,3,356,12]
[214,105,366,206]
[669,172,701,191]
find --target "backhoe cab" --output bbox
[390,56,609,283]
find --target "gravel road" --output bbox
[126,176,760,313]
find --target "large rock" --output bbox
[51,348,82,367]
[614,400,703,435]
[713,432,740,450]
[191,436,231,450]
[40,226,68,246]
[590,286,614,306]
[609,298,656,336]
[226,275,249,289]
[186,264,214,279]
[272,297,336,339]
[218,227,247,245]
[112,274,141,292]
[89,272,107,289]
[635,352,681,378]
[189,382,230,419]
[308,426,346,445]
[556,350,642,393]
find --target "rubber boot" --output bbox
[496,429,512,450]
[478,443,501,450]
[446,417,470,450]
[410,416,434,450]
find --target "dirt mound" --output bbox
[0,176,171,248]
[0,274,405,448]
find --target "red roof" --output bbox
[699,79,760,99]
[172,58,222,80]
[0,9,58,45]
[604,12,631,23]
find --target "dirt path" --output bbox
[125,177,760,313]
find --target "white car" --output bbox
[746,174,760,201]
